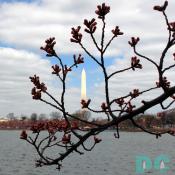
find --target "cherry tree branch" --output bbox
[22,1,175,171]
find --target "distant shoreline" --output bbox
[0,128,170,132]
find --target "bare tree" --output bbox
[38,113,47,121]
[30,113,38,122]
[50,111,61,120]
[6,112,15,120]
[20,114,27,121]
[20,1,175,170]
[73,110,91,121]
[71,110,91,127]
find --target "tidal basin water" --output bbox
[0,131,175,175]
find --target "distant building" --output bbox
[157,108,175,117]
[157,108,175,128]
[0,117,8,122]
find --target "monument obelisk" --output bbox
[81,68,86,100]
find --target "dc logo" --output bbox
[135,155,170,174]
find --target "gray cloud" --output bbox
[0,0,174,55]
[0,0,175,117]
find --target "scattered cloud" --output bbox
[0,0,175,117]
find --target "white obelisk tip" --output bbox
[81,68,87,100]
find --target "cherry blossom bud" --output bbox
[128,37,140,47]
[101,102,108,111]
[81,99,91,108]
[74,54,84,64]
[40,37,56,56]
[64,65,72,75]
[20,130,27,140]
[95,3,110,19]
[62,134,71,144]
[130,89,139,98]
[153,1,168,12]
[52,65,61,76]
[111,26,123,37]
[84,18,97,34]
[70,26,82,43]
[115,98,124,107]
[126,102,135,113]
[169,22,175,31]
[173,53,175,60]
[94,136,102,143]
[131,56,142,70]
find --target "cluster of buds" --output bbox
[126,102,135,113]
[70,26,82,43]
[131,56,142,71]
[169,23,175,38]
[156,77,170,89]
[30,75,39,88]
[30,75,47,91]
[31,87,41,100]
[29,120,71,134]
[62,134,71,144]
[95,3,110,19]
[45,120,69,132]
[84,18,97,34]
[40,37,56,56]
[63,65,72,75]
[130,89,140,98]
[20,130,27,140]
[168,22,175,33]
[81,99,91,108]
[173,53,175,60]
[101,102,108,111]
[73,54,84,65]
[153,1,168,12]
[31,123,45,133]
[94,136,102,144]
[111,26,123,37]
[52,64,61,76]
[115,98,124,107]
[30,75,47,100]
[128,37,140,47]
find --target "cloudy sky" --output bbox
[0,0,175,118]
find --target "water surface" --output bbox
[0,131,175,175]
